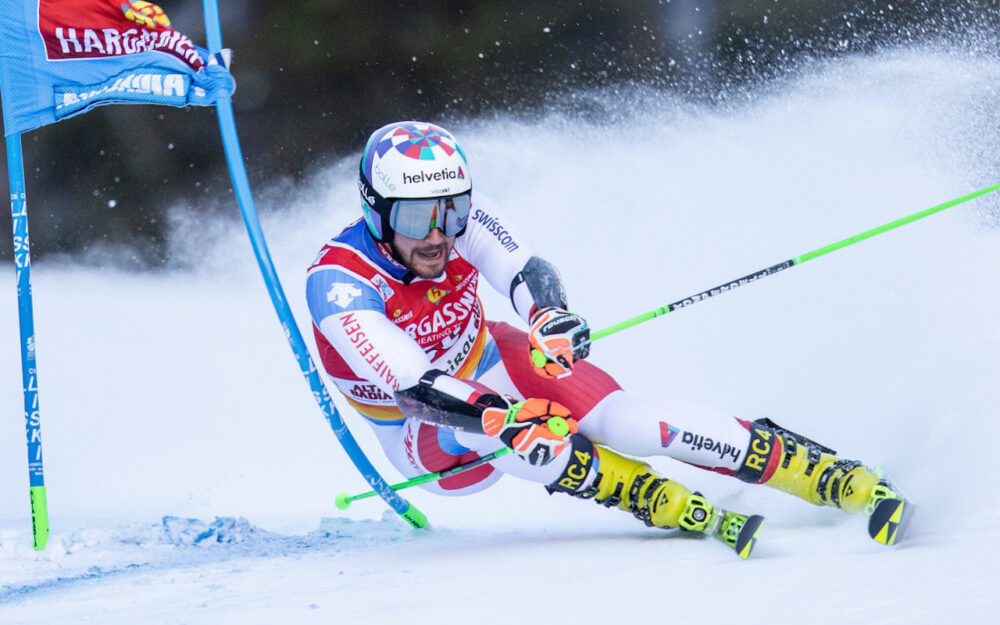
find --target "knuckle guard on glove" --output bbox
[481,398,578,466]
[528,307,591,378]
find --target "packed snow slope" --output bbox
[2,47,1000,624]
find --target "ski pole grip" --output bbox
[546,416,570,437]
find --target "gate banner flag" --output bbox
[0,0,235,136]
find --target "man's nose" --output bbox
[424,227,446,244]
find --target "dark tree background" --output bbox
[2,0,996,265]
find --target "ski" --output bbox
[868,496,912,546]
[862,478,913,546]
[715,511,765,560]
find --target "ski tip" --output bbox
[735,514,765,560]
[868,497,912,546]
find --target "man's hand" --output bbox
[481,398,578,466]
[528,307,591,378]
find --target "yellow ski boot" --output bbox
[736,418,910,544]
[549,438,764,559]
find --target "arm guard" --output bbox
[394,369,509,434]
[509,256,568,320]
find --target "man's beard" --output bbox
[400,242,449,278]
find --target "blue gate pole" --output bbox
[201,0,426,528]
[6,132,49,550]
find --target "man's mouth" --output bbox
[415,246,446,261]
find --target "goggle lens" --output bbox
[389,193,471,239]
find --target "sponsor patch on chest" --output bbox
[371,274,396,300]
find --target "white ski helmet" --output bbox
[358,121,472,241]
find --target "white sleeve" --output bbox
[317,309,433,395]
[455,192,535,321]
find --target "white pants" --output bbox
[369,323,752,496]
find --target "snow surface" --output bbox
[3,47,1000,624]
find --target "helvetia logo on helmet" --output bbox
[402,168,463,185]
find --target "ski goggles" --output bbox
[388,192,472,239]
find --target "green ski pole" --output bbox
[336,184,1000,511]
[592,182,1000,341]
[335,447,514,510]
[334,416,573,508]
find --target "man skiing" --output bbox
[306,120,909,557]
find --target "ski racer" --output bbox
[306,121,909,556]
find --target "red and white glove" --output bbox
[481,398,578,466]
[528,307,591,378]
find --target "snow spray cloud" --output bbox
[167,46,1000,532]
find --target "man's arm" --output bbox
[307,265,432,394]
[395,369,578,466]
[308,261,575,465]
[454,193,533,320]
[508,255,567,319]
[394,369,504,433]
[455,194,590,377]
[509,256,591,378]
